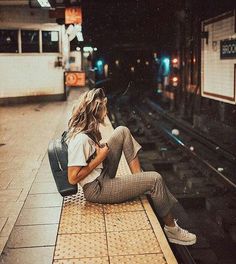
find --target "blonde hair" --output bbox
[67,88,107,143]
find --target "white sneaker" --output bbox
[164,220,197,246]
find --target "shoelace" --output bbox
[177,226,190,236]
[174,219,191,237]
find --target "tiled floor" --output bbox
[0,87,177,264]
[0,88,88,263]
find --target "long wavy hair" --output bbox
[66,88,107,144]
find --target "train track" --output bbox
[108,97,236,264]
[146,99,236,164]
[137,100,236,190]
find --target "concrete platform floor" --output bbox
[0,87,177,264]
[0,87,88,263]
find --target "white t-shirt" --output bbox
[67,133,103,187]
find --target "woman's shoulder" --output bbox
[68,133,91,146]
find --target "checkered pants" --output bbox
[83,126,177,217]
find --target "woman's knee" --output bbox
[152,171,163,183]
[114,126,131,139]
[147,171,164,193]
[115,126,130,135]
[143,171,163,185]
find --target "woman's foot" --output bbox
[164,220,197,245]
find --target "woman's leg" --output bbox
[104,126,142,178]
[85,171,177,219]
[101,126,175,224]
[129,156,142,173]
[102,126,175,225]
[83,171,196,245]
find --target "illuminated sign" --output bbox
[65,71,85,87]
[220,39,236,59]
[65,7,82,24]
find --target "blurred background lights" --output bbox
[83,47,93,52]
[96,59,104,75]
[76,32,83,42]
[172,58,178,64]
[162,57,170,76]
[37,0,51,7]
[83,52,90,57]
[172,129,179,136]
[104,64,108,77]
[97,60,103,67]
[163,57,170,65]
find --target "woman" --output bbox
[67,88,196,246]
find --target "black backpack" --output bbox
[48,131,78,197]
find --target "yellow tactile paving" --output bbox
[54,257,109,264]
[53,117,178,264]
[105,211,150,232]
[62,189,103,215]
[103,199,143,213]
[107,229,162,255]
[62,203,103,215]
[54,233,108,259]
[59,211,105,234]
[110,254,167,264]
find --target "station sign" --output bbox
[220,39,236,59]
[65,71,85,87]
[65,7,82,24]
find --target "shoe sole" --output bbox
[167,237,197,246]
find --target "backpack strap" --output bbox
[61,131,68,144]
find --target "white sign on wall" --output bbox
[201,11,236,104]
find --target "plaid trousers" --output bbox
[83,126,177,217]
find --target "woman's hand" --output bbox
[68,143,109,185]
[95,143,109,160]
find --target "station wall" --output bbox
[201,12,236,104]
[160,8,236,131]
[0,6,69,104]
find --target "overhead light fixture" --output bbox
[76,32,84,42]
[66,24,83,42]
[66,25,74,35]
[83,47,93,52]
[37,0,51,7]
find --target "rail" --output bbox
[146,99,236,163]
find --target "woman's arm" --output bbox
[68,144,109,184]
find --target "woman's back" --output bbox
[68,132,103,187]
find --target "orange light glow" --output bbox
[65,72,85,87]
[65,7,82,24]
[172,77,178,82]
[172,58,178,64]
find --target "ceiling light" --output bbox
[83,47,93,52]
[37,0,51,7]
[77,32,84,42]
